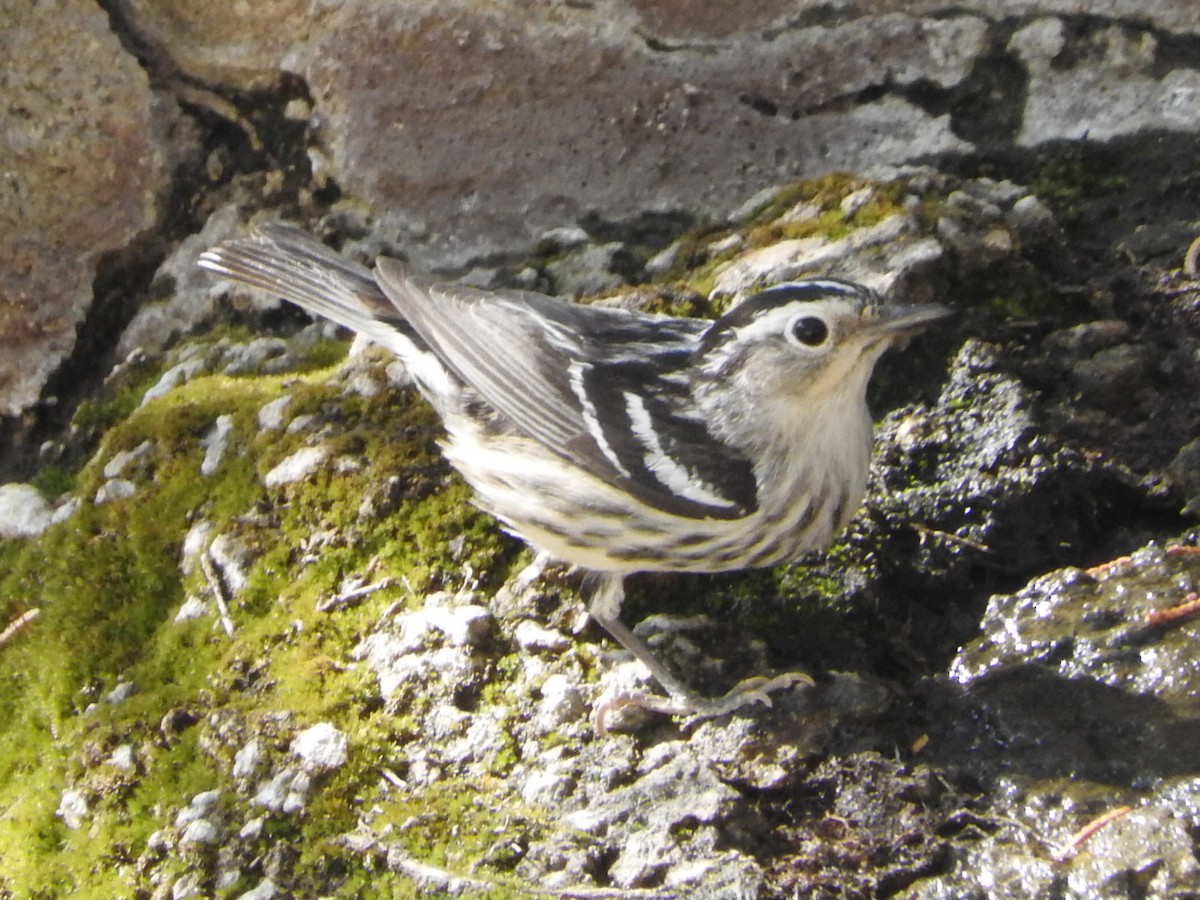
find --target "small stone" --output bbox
[57,788,88,829]
[643,241,684,276]
[1006,194,1059,237]
[221,337,289,375]
[95,478,137,505]
[535,674,586,728]
[257,395,293,431]
[1070,344,1149,406]
[0,484,52,539]
[240,816,265,840]
[105,682,137,705]
[142,357,208,406]
[545,242,630,297]
[291,723,349,772]
[174,595,208,623]
[520,767,577,807]
[536,225,589,250]
[399,604,493,649]
[252,767,311,813]
[179,519,213,576]
[172,872,205,900]
[180,818,220,846]
[49,497,79,526]
[184,789,222,819]
[103,440,155,479]
[840,186,876,217]
[233,738,262,780]
[727,184,785,223]
[514,620,571,652]
[706,233,743,258]
[264,446,329,487]
[108,744,136,771]
[207,532,254,596]
[235,878,278,900]
[285,414,317,434]
[200,415,235,476]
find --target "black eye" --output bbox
[791,316,829,347]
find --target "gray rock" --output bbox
[172,872,205,900]
[0,484,53,539]
[513,620,570,653]
[533,674,586,730]
[221,337,290,375]
[56,788,88,830]
[544,242,630,297]
[263,446,329,487]
[107,744,136,771]
[0,0,167,417]
[207,532,255,596]
[176,789,222,826]
[1012,17,1200,145]
[105,681,137,705]
[256,395,293,431]
[95,478,137,505]
[291,723,349,772]
[235,879,278,900]
[174,594,208,623]
[141,357,209,406]
[119,204,245,356]
[252,767,312,814]
[180,818,220,846]
[49,497,80,526]
[200,414,235,476]
[103,439,155,479]
[179,519,213,576]
[233,739,262,780]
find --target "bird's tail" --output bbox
[198,222,406,340]
[199,222,467,407]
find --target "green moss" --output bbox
[1032,144,1129,225]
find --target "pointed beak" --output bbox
[863,303,952,345]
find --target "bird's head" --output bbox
[695,279,948,402]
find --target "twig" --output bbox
[316,577,394,613]
[1144,593,1200,628]
[912,523,992,554]
[200,551,237,637]
[1055,806,1132,861]
[1185,235,1200,276]
[0,609,39,649]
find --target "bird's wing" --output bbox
[375,259,758,519]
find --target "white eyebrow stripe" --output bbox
[622,391,737,510]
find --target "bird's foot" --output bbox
[593,669,813,735]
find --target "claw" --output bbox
[593,669,815,735]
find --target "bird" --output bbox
[199,222,948,724]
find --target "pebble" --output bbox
[257,395,293,431]
[95,478,137,505]
[291,723,349,772]
[0,483,52,539]
[233,738,262,780]
[263,446,329,487]
[513,620,570,652]
[57,788,88,830]
[200,414,235,476]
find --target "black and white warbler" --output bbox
[199,223,947,722]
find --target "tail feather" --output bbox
[199,222,462,405]
[198,223,402,340]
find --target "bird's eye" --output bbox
[790,316,829,347]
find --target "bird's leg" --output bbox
[584,573,813,730]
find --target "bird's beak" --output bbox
[863,303,952,346]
